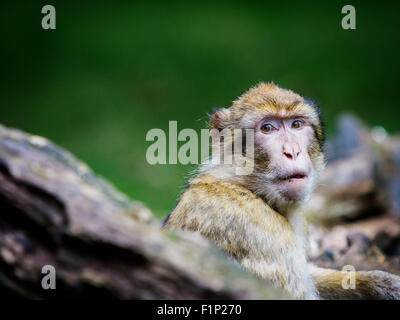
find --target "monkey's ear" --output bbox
[210,108,230,131]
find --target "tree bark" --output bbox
[0,124,282,299]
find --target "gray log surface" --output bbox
[0,124,283,299]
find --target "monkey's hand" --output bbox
[310,266,400,300]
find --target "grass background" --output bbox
[1,1,399,217]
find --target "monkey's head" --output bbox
[208,82,325,214]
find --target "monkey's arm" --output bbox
[310,265,400,300]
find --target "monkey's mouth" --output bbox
[275,171,310,201]
[278,172,308,181]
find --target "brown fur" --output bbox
[164,173,316,298]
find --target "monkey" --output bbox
[162,82,400,299]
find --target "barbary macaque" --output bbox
[163,83,400,299]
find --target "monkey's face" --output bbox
[208,83,325,213]
[253,115,316,203]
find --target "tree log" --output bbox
[0,124,283,299]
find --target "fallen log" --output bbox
[0,124,283,299]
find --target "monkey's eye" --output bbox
[291,119,304,129]
[261,123,275,133]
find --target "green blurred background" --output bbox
[1,1,399,217]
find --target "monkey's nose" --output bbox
[283,143,300,160]
[283,151,294,160]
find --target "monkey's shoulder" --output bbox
[189,174,260,206]
[164,174,291,237]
